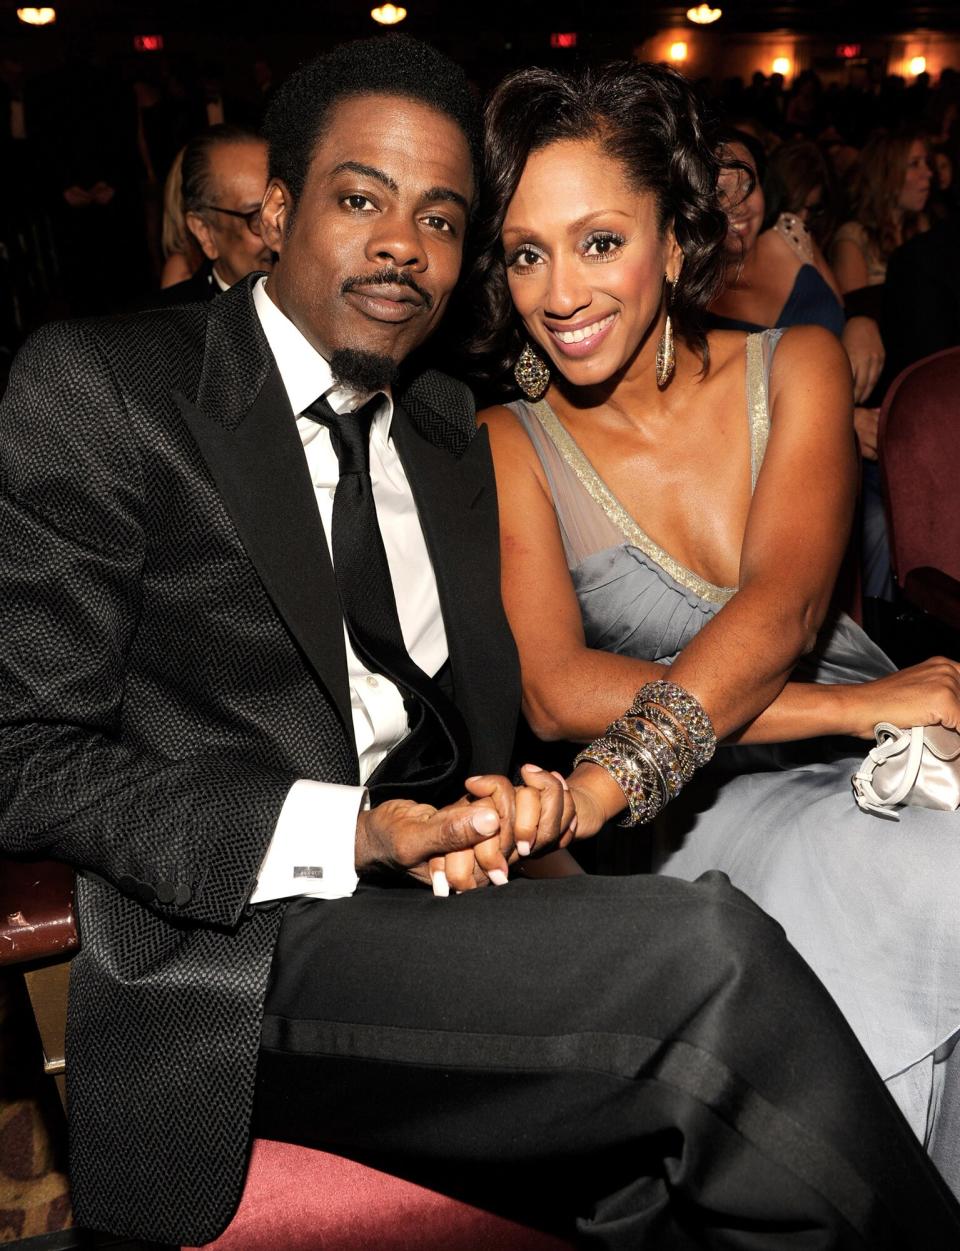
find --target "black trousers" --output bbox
[255,872,960,1249]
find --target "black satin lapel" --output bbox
[390,409,520,772]
[173,364,355,746]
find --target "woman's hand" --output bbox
[841,658,960,739]
[427,766,576,895]
[842,316,885,404]
[854,406,880,460]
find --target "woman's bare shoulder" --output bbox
[477,401,518,431]
[477,401,544,467]
[772,322,847,369]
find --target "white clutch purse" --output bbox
[852,723,960,819]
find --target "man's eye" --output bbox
[423,214,455,234]
[344,194,375,211]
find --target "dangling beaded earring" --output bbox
[513,343,551,400]
[656,278,676,389]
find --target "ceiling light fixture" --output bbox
[17,6,56,24]
[371,4,407,23]
[686,4,721,24]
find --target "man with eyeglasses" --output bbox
[161,122,274,304]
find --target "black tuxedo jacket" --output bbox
[0,276,520,1244]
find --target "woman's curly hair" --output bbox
[460,61,729,395]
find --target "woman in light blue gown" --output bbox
[469,61,960,1191]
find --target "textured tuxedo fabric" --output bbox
[0,275,518,1244]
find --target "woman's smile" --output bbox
[546,311,618,356]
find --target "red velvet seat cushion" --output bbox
[880,347,960,610]
[184,1138,576,1251]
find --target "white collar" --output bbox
[252,275,393,426]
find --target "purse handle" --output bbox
[851,723,925,817]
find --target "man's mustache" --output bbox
[340,267,433,309]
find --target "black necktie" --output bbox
[306,393,470,799]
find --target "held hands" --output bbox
[843,657,960,739]
[356,765,578,895]
[423,761,630,894]
[426,765,577,894]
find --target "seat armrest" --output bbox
[0,859,79,967]
[903,566,960,634]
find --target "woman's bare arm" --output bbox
[483,326,861,745]
[830,233,871,294]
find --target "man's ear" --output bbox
[185,212,219,263]
[259,179,291,254]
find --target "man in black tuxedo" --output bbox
[2,35,960,1251]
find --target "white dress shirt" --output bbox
[248,276,448,902]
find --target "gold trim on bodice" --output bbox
[529,331,773,608]
[746,330,770,491]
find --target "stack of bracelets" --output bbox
[573,679,718,827]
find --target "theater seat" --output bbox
[1,858,576,1251]
[879,345,960,632]
[184,1137,575,1251]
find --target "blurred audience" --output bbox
[709,130,844,335]
[158,123,272,305]
[28,46,150,316]
[830,130,932,293]
[160,146,204,289]
[710,128,884,414]
[882,216,960,382]
[765,139,839,248]
[711,128,892,621]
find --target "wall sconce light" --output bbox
[686,4,721,23]
[17,7,56,23]
[669,42,688,62]
[772,56,791,76]
[371,4,407,23]
[909,56,927,75]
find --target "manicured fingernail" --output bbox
[488,869,509,886]
[516,840,531,857]
[569,816,578,835]
[470,808,499,834]
[431,870,449,898]
[523,763,543,772]
[551,771,570,791]
[465,775,481,782]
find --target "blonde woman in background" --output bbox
[160,146,203,289]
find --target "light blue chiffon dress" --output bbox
[508,328,960,1193]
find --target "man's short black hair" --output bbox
[263,35,481,208]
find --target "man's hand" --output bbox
[427,766,576,895]
[355,795,501,882]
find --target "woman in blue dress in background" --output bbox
[708,129,893,598]
[468,60,960,1191]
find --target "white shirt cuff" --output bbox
[248,779,366,904]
